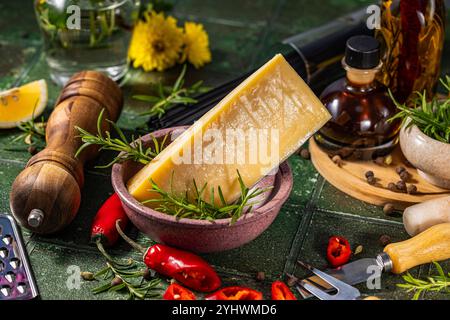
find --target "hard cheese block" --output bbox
[128,54,331,206]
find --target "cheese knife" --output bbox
[297,223,450,299]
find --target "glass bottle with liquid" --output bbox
[314,35,400,160]
[376,0,446,104]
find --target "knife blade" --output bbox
[297,223,450,299]
[297,258,384,299]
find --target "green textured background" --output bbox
[0,0,449,300]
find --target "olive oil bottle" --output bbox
[376,0,446,104]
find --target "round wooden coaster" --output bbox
[309,138,450,210]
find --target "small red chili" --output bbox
[91,193,129,247]
[271,281,296,300]
[116,222,221,293]
[326,236,352,267]
[163,283,196,300]
[206,286,263,300]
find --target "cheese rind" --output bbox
[128,54,331,206]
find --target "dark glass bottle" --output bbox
[314,35,400,160]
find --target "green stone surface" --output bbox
[0,0,449,300]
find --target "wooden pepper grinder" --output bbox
[10,71,123,234]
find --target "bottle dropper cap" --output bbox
[345,35,380,69]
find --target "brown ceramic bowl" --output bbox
[111,126,293,253]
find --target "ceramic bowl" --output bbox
[111,126,293,253]
[400,121,450,189]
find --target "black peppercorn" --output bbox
[27,145,38,155]
[365,171,374,179]
[367,175,376,185]
[407,184,418,194]
[399,170,411,182]
[396,180,406,192]
[395,166,406,175]
[142,268,152,281]
[387,182,397,192]
[299,148,310,160]
[379,235,391,246]
[256,271,266,282]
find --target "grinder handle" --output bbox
[10,72,122,234]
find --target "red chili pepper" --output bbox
[326,236,352,267]
[91,193,129,247]
[206,286,263,300]
[163,283,196,300]
[116,222,221,293]
[271,281,296,300]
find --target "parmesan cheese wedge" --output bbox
[128,54,331,206]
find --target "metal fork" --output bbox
[296,260,361,300]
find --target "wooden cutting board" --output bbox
[309,138,450,210]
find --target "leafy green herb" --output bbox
[397,262,450,300]
[90,242,162,300]
[75,109,168,168]
[134,64,210,118]
[388,77,450,143]
[4,100,47,152]
[36,0,121,48]
[143,171,271,224]
[12,117,46,145]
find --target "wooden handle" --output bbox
[10,71,123,234]
[384,223,450,274]
[363,296,381,300]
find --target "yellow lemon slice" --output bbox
[0,80,48,129]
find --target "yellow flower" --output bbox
[128,11,184,72]
[181,22,212,68]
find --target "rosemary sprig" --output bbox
[75,109,168,168]
[442,75,450,93]
[388,77,450,143]
[4,100,47,152]
[12,117,46,145]
[397,262,450,300]
[90,245,162,300]
[133,64,210,118]
[36,0,120,48]
[144,171,271,224]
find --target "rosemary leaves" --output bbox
[75,109,167,168]
[144,171,271,224]
[134,65,209,118]
[89,244,162,300]
[397,262,450,300]
[388,77,450,143]
[5,117,47,153]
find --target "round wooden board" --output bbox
[309,138,450,210]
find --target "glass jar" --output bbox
[376,0,446,104]
[34,0,140,86]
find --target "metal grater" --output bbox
[0,213,38,300]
